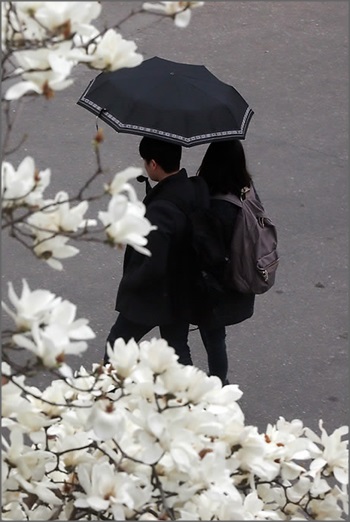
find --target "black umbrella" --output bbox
[77,56,253,147]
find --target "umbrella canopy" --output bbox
[77,56,253,147]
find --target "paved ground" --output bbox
[2,1,348,433]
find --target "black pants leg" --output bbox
[105,314,192,367]
[199,325,228,384]
[159,321,193,366]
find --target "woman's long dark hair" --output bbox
[196,139,252,197]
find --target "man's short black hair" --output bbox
[139,137,182,173]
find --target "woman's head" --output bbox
[196,139,252,196]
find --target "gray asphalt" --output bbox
[2,1,348,434]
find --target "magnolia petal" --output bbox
[130,244,152,256]
[7,280,22,308]
[175,9,191,28]
[58,363,74,379]
[17,156,35,178]
[52,79,75,91]
[45,258,64,270]
[12,333,37,352]
[51,300,76,325]
[5,81,42,100]
[334,466,349,485]
[52,244,79,258]
[69,323,95,340]
[142,2,167,14]
[87,495,110,511]
[1,301,17,324]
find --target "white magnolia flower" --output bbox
[308,486,346,519]
[88,28,143,71]
[74,460,151,518]
[28,379,73,418]
[22,505,55,521]
[99,195,156,255]
[51,191,91,231]
[132,429,164,465]
[13,473,63,507]
[5,42,75,100]
[106,337,140,377]
[142,1,204,28]
[2,279,60,331]
[49,300,95,340]
[139,337,179,374]
[2,427,55,482]
[305,420,349,485]
[263,417,322,481]
[2,2,45,46]
[13,322,89,367]
[9,296,94,367]
[2,377,59,435]
[2,333,349,520]
[233,425,280,481]
[242,490,280,520]
[3,2,100,49]
[48,407,93,445]
[1,501,27,521]
[105,166,143,201]
[13,2,46,17]
[180,485,244,520]
[2,2,100,43]
[86,399,126,440]
[159,362,226,404]
[28,191,90,232]
[25,191,93,269]
[32,1,102,34]
[48,432,94,469]
[1,363,29,418]
[1,157,51,208]
[30,232,79,270]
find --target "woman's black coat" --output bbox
[115,169,203,326]
[193,198,255,329]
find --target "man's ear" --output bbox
[150,159,157,170]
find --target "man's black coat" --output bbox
[115,169,202,326]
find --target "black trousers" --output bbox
[199,325,228,385]
[105,314,193,367]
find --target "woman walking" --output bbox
[194,139,256,385]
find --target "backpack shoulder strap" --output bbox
[212,184,259,207]
[212,192,243,207]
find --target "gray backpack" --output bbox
[213,185,279,294]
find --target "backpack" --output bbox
[138,175,278,300]
[213,185,279,294]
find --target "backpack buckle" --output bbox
[240,186,250,201]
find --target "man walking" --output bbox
[104,137,207,366]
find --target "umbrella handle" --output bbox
[95,107,107,131]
